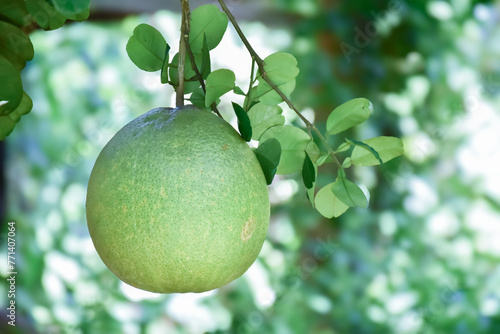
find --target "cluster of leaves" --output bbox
[0,0,90,140]
[308,98,403,218]
[126,4,403,218]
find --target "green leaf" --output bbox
[314,183,349,218]
[305,163,318,208]
[255,52,299,106]
[190,88,218,111]
[302,152,316,189]
[0,91,32,140]
[160,44,171,84]
[233,86,246,96]
[51,0,90,21]
[259,125,310,175]
[189,87,206,110]
[232,102,252,142]
[205,69,235,107]
[326,98,373,135]
[347,138,383,165]
[200,34,211,80]
[306,140,320,164]
[186,81,203,95]
[244,86,260,108]
[259,52,300,85]
[335,142,351,153]
[316,154,331,166]
[26,0,67,30]
[331,176,367,208]
[254,138,281,185]
[9,91,31,121]
[0,0,30,27]
[247,103,285,140]
[351,136,404,166]
[256,79,296,106]
[0,20,34,70]
[126,24,168,72]
[0,54,23,115]
[0,113,18,140]
[342,157,352,168]
[189,4,228,53]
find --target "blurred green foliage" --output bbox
[2,1,500,333]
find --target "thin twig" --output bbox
[210,102,222,117]
[217,0,342,167]
[176,0,189,107]
[184,36,223,117]
[185,45,205,91]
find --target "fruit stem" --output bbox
[176,0,190,107]
[217,0,342,168]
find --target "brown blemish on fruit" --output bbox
[222,144,229,151]
[241,217,256,241]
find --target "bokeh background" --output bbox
[2,0,500,333]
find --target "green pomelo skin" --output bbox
[86,106,270,293]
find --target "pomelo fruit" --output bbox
[86,105,270,293]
